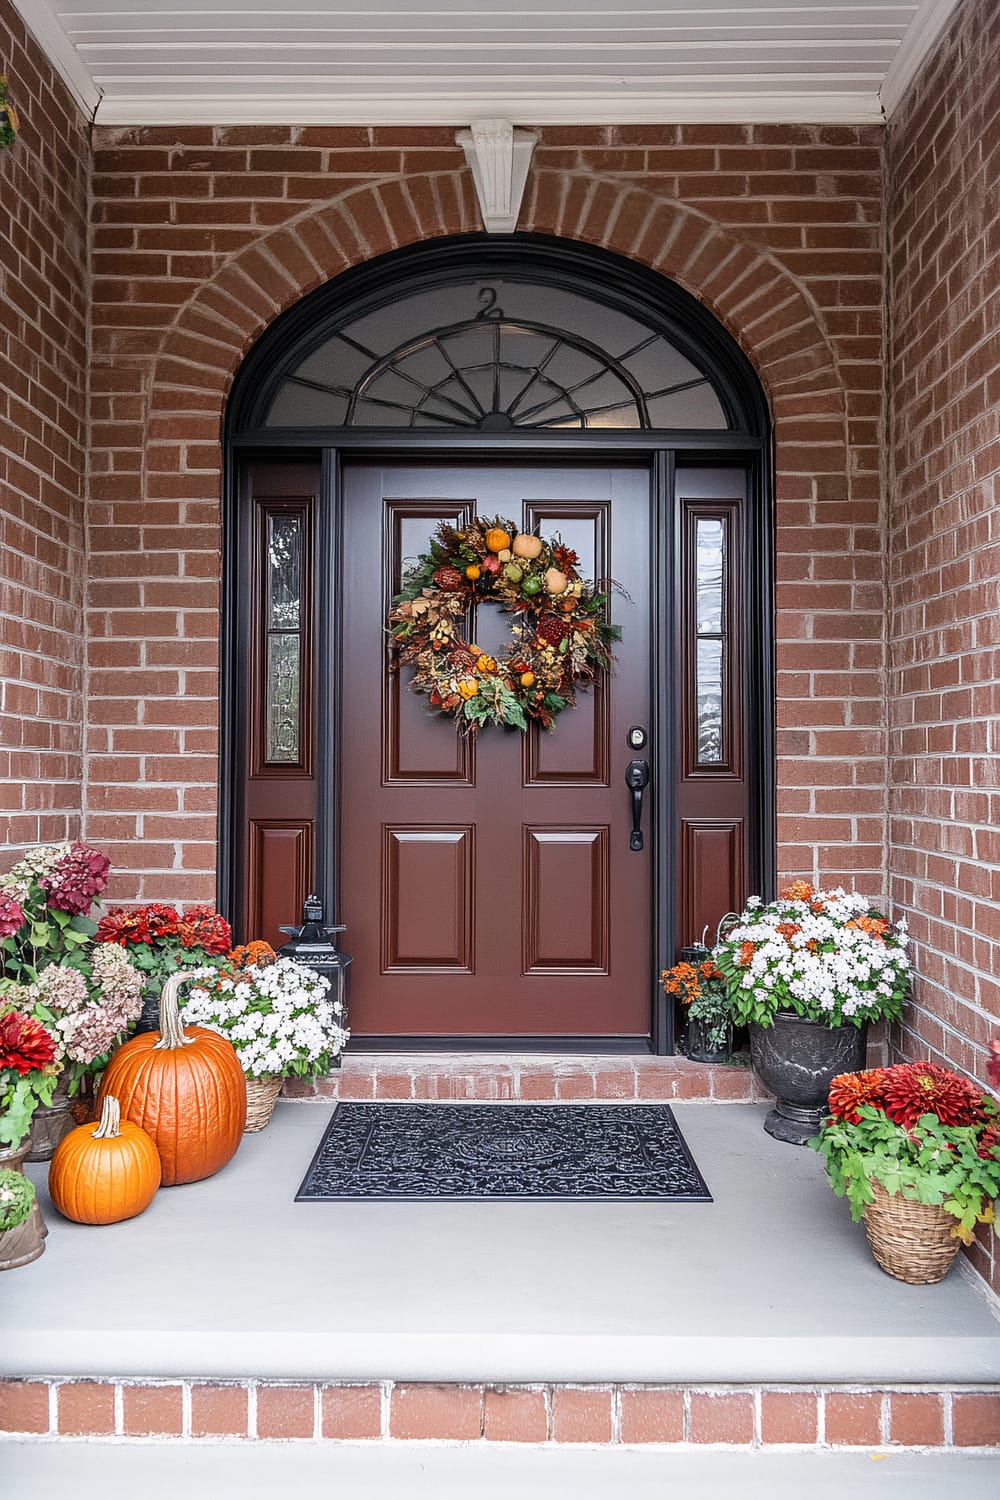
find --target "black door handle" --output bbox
[625,760,650,851]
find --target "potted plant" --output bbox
[0,1168,44,1271]
[0,841,145,1156]
[179,944,349,1131]
[812,1061,1000,1283]
[714,882,909,1144]
[94,902,233,1032]
[662,955,733,1063]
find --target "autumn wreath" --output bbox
[388,517,620,733]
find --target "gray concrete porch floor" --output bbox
[4,1443,1000,1500]
[4,1101,1000,1384]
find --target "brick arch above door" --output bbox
[147,170,846,436]
[85,163,884,910]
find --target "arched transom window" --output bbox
[263,278,731,432]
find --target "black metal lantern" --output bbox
[278,895,352,1065]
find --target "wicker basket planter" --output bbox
[862,1181,962,1284]
[244,1075,284,1133]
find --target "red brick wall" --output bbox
[885,0,1000,1296]
[86,123,886,906]
[0,0,89,849]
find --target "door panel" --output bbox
[339,463,653,1040]
[523,827,609,974]
[382,499,476,784]
[382,826,475,972]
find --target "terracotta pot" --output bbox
[749,1013,868,1146]
[0,1137,47,1270]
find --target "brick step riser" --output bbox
[281,1058,769,1103]
[2,1380,998,1449]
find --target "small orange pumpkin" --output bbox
[98,973,247,1186]
[457,678,479,700]
[49,1094,161,1225]
[485,527,511,555]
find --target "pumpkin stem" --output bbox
[92,1094,121,1140]
[153,971,195,1051]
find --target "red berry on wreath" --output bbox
[536,615,569,647]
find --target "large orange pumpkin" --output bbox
[49,1094,161,1225]
[98,973,247,1185]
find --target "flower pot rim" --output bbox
[750,1011,868,1032]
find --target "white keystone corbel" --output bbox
[456,118,538,234]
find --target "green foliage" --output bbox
[812,1104,1000,1244]
[0,1169,35,1230]
[0,1071,57,1150]
[3,906,97,985]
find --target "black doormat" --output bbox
[295,1103,712,1202]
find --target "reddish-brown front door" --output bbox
[339,463,653,1042]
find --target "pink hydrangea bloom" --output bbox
[0,892,25,938]
[41,842,111,916]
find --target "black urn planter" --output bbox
[750,1013,868,1146]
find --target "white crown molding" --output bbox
[880,0,964,118]
[93,91,885,129]
[7,0,101,117]
[457,119,538,234]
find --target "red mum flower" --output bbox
[0,1009,57,1076]
[0,891,25,938]
[96,904,181,947]
[179,904,232,956]
[828,1068,888,1123]
[41,841,111,916]
[882,1061,985,1130]
[978,1122,1000,1163]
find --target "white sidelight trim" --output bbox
[456,118,538,235]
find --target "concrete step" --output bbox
[4,1441,1000,1500]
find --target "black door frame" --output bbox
[220,236,775,1056]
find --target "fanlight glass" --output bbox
[264,279,730,432]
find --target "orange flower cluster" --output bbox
[661,958,722,1004]
[781,880,815,902]
[845,915,891,941]
[739,940,756,967]
[229,940,277,970]
[828,1069,887,1123]
[775,922,801,943]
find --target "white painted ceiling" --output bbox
[11,0,963,125]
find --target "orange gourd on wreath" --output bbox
[484,527,511,555]
[49,1094,161,1225]
[98,972,247,1186]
